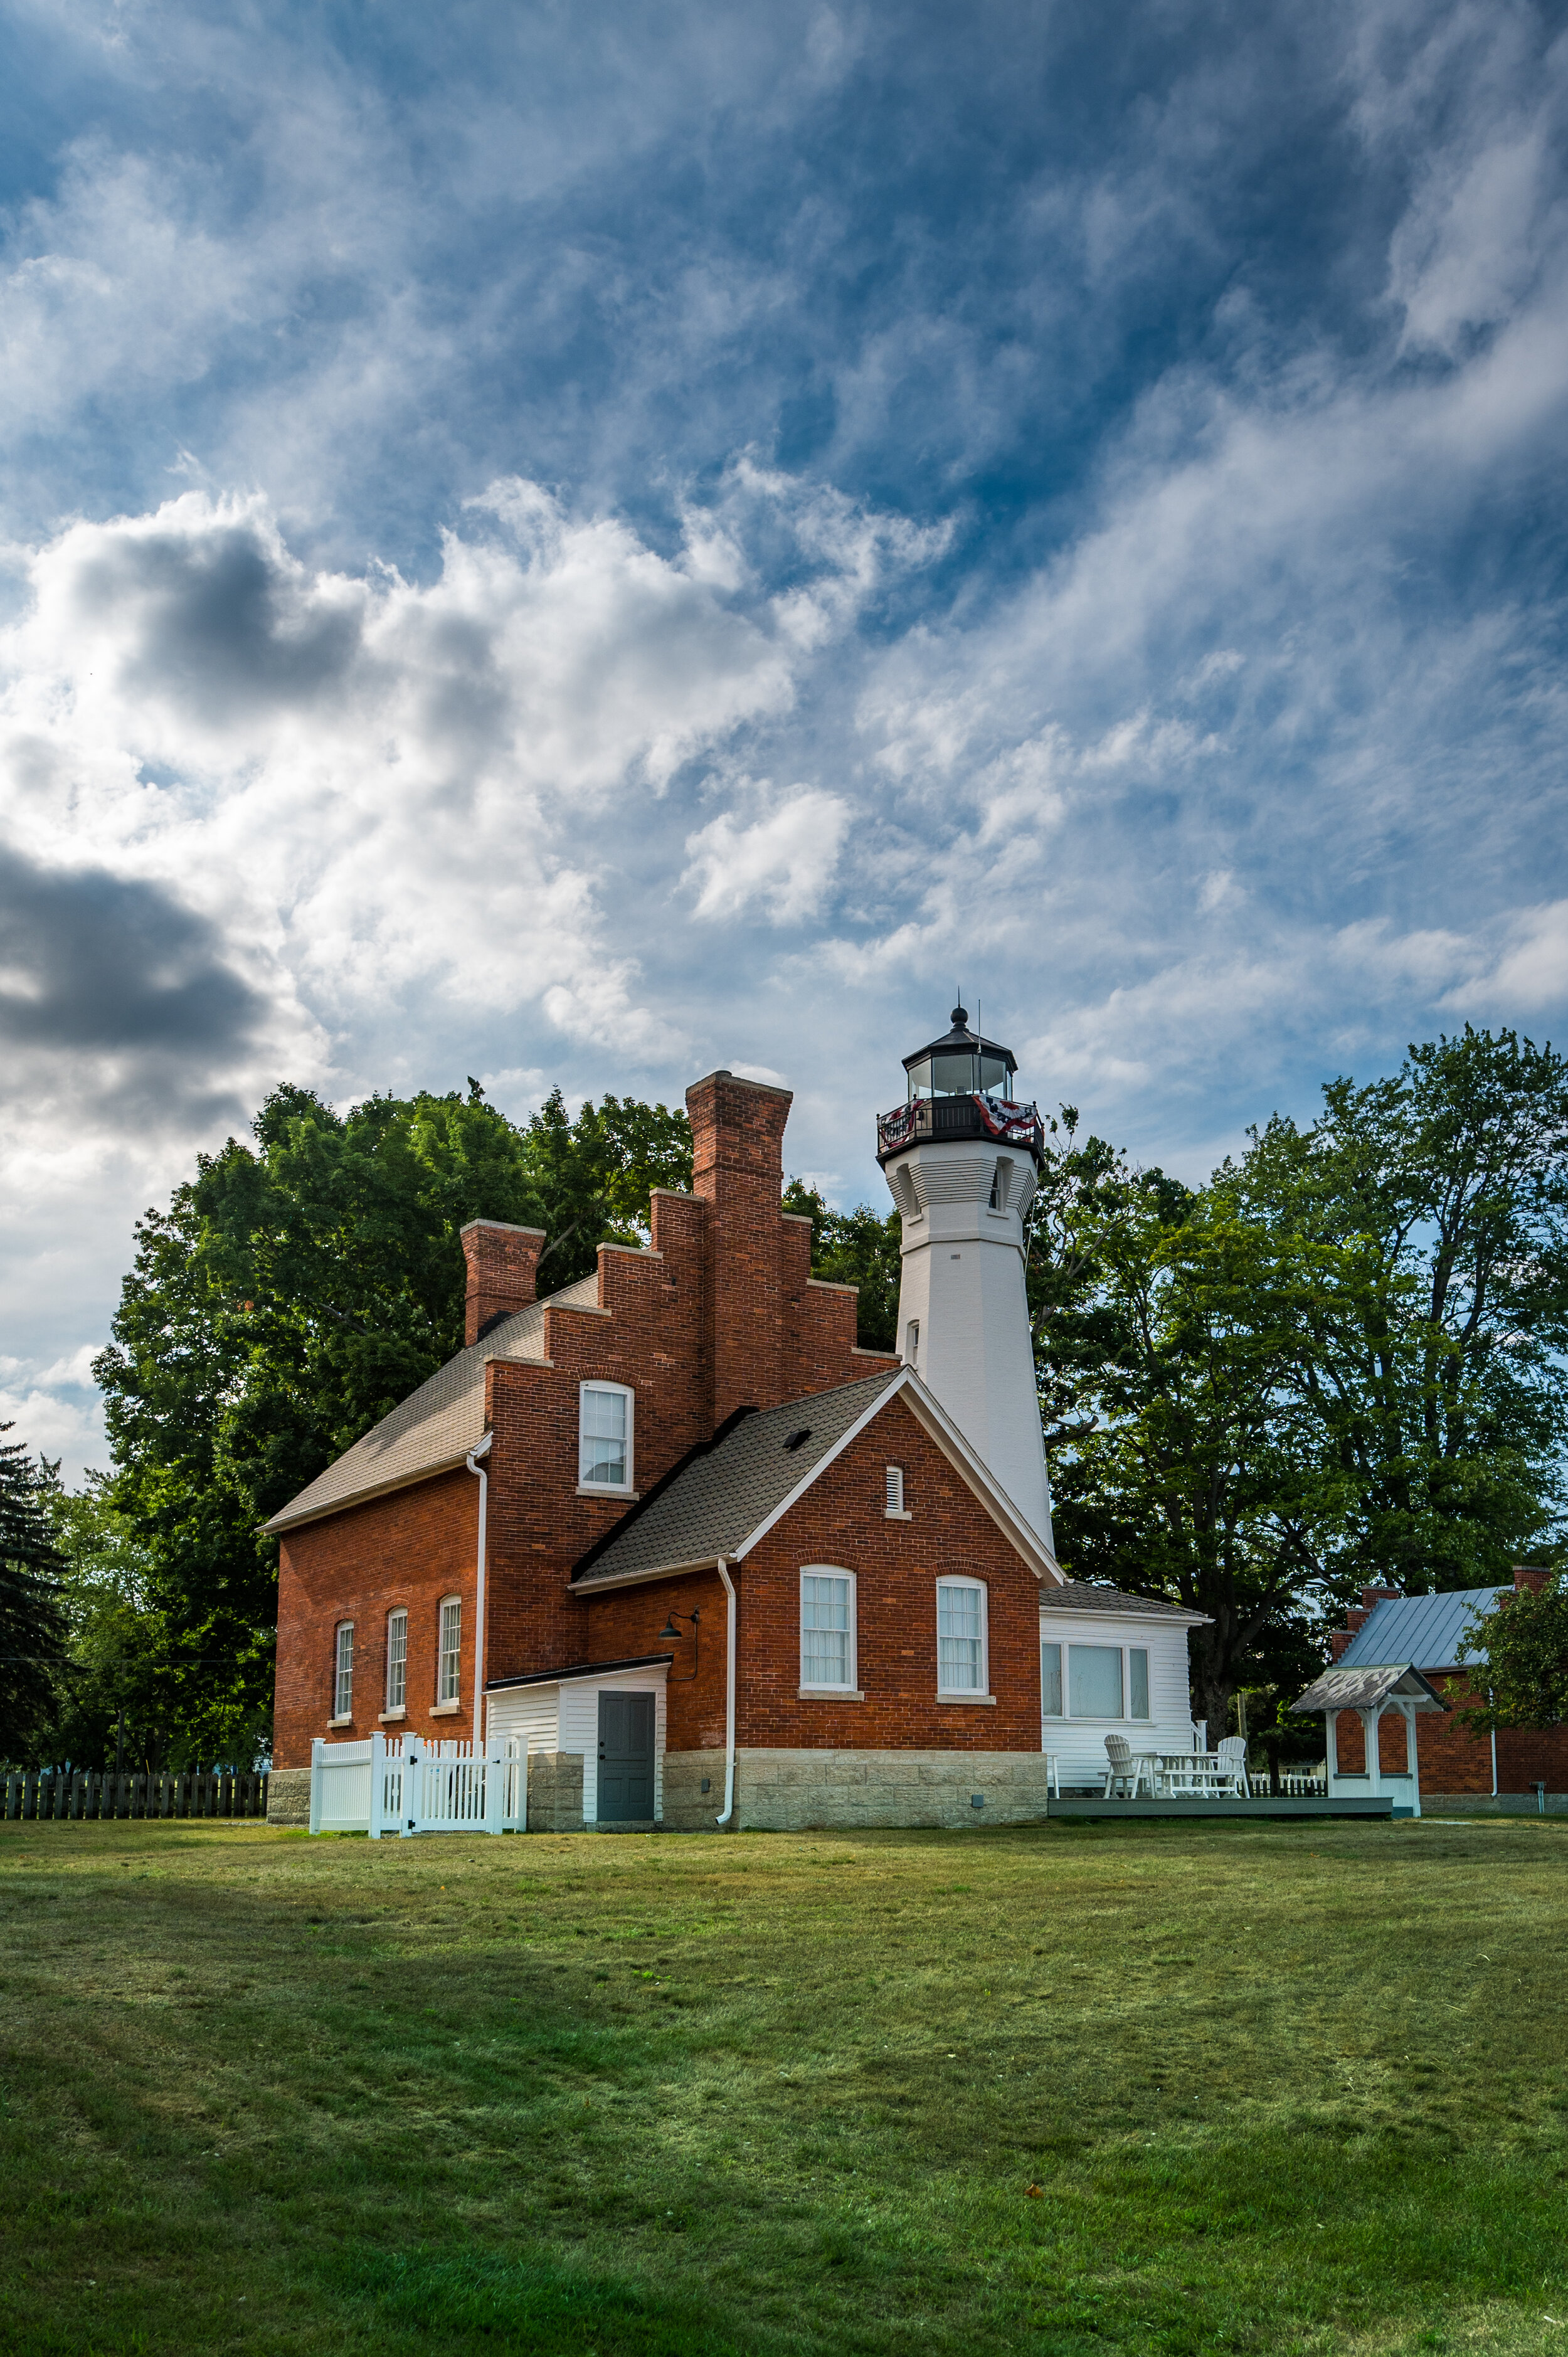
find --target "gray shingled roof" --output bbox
[1335,1587,1508,1671]
[1041,1581,1208,1623]
[263,1274,600,1533]
[573,1370,901,1587]
[1292,1664,1448,1714]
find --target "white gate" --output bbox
[309,1732,525,1836]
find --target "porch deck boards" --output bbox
[1046,1794,1396,1819]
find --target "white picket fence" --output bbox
[309,1732,525,1837]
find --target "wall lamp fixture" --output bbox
[657,1605,701,1681]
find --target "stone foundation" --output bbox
[1424,1790,1567,1816]
[660,1749,729,1831]
[732,1747,1056,1831]
[527,1751,585,1832]
[266,1767,312,1827]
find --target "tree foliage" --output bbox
[1460,1574,1568,1732]
[781,1181,901,1351]
[1227,1027,1568,1592]
[92,1081,691,1762]
[0,1427,71,1760]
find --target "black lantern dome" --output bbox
[903,1005,1017,1103]
[876,1006,1043,1167]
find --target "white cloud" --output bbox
[684,786,850,923]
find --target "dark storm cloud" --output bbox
[72,525,364,723]
[0,844,263,1059]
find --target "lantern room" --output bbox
[903,1006,1016,1101]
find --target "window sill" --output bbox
[936,1692,997,1706]
[378,1706,406,1723]
[327,1713,353,1729]
[578,1485,638,1502]
[430,1700,461,1717]
[798,1687,866,1701]
[884,1509,913,1522]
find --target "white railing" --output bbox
[309,1732,525,1837]
[1276,1772,1327,1797]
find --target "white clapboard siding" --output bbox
[489,1664,669,1825]
[485,1683,560,1756]
[1037,1613,1198,1788]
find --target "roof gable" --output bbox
[1292,1664,1448,1714]
[571,1366,1063,1590]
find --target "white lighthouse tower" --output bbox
[877,1007,1054,1550]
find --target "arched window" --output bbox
[800,1567,857,1693]
[936,1579,987,1697]
[332,1623,354,1721]
[385,1609,407,1711]
[579,1380,635,1492]
[438,1596,462,1705]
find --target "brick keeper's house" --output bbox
[265,1015,1205,1830]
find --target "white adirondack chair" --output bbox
[1103,1734,1150,1798]
[1215,1735,1251,1797]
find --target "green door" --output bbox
[597,1692,655,1821]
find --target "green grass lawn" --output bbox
[1,1816,1565,2356]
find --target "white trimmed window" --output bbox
[1043,1639,1153,1721]
[385,1609,407,1710]
[1041,1640,1063,1717]
[800,1568,857,1691]
[1068,1643,1123,1717]
[579,1380,633,1490]
[333,1623,354,1719]
[936,1578,987,1695]
[885,1464,906,1516]
[905,1318,919,1369]
[438,1596,462,1704]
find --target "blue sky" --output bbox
[3,0,1567,1475]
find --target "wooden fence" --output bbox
[1,1769,270,1822]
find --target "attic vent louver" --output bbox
[784,1427,812,1453]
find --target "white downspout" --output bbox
[716,1557,736,1826]
[1489,1688,1498,1798]
[466,1432,492,1752]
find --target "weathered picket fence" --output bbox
[310,1732,524,1837]
[1,1769,270,1822]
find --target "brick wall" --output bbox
[589,1396,1042,1754]
[583,1567,731,1751]
[272,1467,479,1769]
[274,1076,902,1740]
[1417,1672,1568,1795]
[462,1220,544,1343]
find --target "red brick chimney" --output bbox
[1513,1566,1551,1596]
[686,1069,793,1424]
[461,1220,546,1347]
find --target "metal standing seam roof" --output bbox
[263,1273,601,1533]
[1040,1581,1210,1624]
[571,1370,902,1587]
[1333,1587,1508,1672]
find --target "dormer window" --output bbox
[579,1381,634,1492]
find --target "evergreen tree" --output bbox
[0,1428,71,1760]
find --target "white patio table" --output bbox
[1150,1752,1232,1796]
